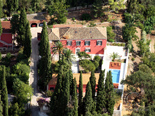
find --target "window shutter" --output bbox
[88,41,90,45]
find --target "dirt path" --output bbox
[30,27,47,116]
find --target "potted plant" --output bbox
[110,52,119,61]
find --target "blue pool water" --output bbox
[110,70,120,83]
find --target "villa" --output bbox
[42,26,129,116]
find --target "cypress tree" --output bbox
[96,70,106,114]
[18,8,27,45]
[90,71,96,99]
[0,95,2,116]
[62,72,70,115]
[0,66,8,116]
[0,21,2,36]
[39,22,52,86]
[78,71,83,116]
[105,71,115,116]
[72,78,78,116]
[84,82,93,114]
[23,22,32,58]
[50,66,63,116]
[69,70,73,96]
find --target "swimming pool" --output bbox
[110,70,120,83]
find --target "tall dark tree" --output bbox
[105,71,115,116]
[50,66,63,116]
[0,95,2,116]
[11,14,19,35]
[90,71,96,99]
[78,71,83,116]
[0,21,2,36]
[62,72,70,115]
[0,66,8,116]
[84,82,93,114]
[39,22,52,86]
[96,70,106,114]
[18,8,27,45]
[6,0,13,16]
[72,78,78,116]
[69,70,73,95]
[23,22,32,58]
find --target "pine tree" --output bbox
[78,71,83,116]
[23,22,32,58]
[90,71,96,99]
[0,66,8,116]
[39,22,52,87]
[0,95,2,116]
[0,1,3,18]
[84,82,93,114]
[18,8,27,45]
[105,71,115,116]
[96,70,106,114]
[93,0,104,18]
[72,78,78,116]
[50,66,63,116]
[0,21,2,36]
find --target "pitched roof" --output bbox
[48,73,100,86]
[49,27,107,40]
[53,24,83,28]
[1,21,11,33]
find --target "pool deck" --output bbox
[102,45,129,89]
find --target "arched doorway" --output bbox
[31,23,37,27]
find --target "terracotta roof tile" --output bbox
[53,24,83,28]
[1,21,11,33]
[49,27,107,40]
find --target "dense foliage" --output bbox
[107,26,116,42]
[38,22,52,90]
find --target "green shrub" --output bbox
[78,52,91,59]
[72,17,75,21]
[89,21,96,27]
[81,13,92,21]
[131,57,135,61]
[107,26,116,40]
[79,59,95,72]
[46,90,53,97]
[108,39,115,42]
[94,56,101,62]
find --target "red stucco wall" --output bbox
[60,39,107,54]
[0,33,12,43]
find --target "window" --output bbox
[67,41,72,46]
[97,41,102,45]
[76,41,81,46]
[85,48,91,53]
[76,48,80,55]
[39,23,43,27]
[85,41,90,46]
